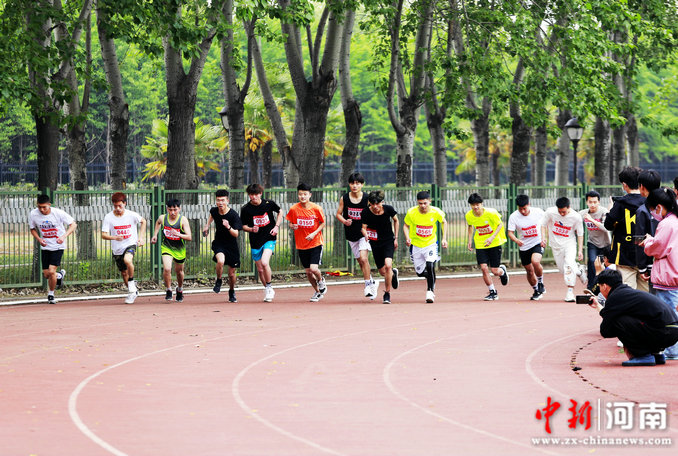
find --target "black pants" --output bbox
[613,316,678,357]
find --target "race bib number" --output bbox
[366,228,378,240]
[552,222,572,237]
[476,223,494,236]
[114,224,132,239]
[253,213,270,227]
[416,225,434,237]
[163,226,181,240]
[522,224,538,238]
[41,227,58,239]
[585,219,600,231]
[347,208,363,220]
[297,217,314,228]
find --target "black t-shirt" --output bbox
[360,205,397,243]
[342,192,369,242]
[210,207,242,247]
[240,199,281,249]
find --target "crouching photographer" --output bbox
[588,269,678,366]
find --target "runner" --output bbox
[541,196,587,302]
[101,192,147,304]
[286,182,327,302]
[402,190,447,303]
[507,194,546,300]
[240,183,283,302]
[361,190,399,304]
[465,193,509,301]
[336,172,378,300]
[29,194,77,304]
[579,190,610,290]
[151,199,192,302]
[202,189,242,303]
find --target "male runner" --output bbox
[151,199,192,302]
[507,194,546,300]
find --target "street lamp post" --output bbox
[564,117,584,186]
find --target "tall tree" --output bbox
[339,6,361,185]
[278,0,345,187]
[97,0,129,189]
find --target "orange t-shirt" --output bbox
[286,202,325,250]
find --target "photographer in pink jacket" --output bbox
[642,187,678,360]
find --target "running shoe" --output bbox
[318,277,327,295]
[537,282,545,295]
[213,278,223,294]
[228,289,237,303]
[47,294,56,304]
[483,290,498,301]
[125,290,138,304]
[369,279,379,300]
[425,290,435,303]
[391,268,399,289]
[264,287,275,302]
[165,290,173,301]
[364,283,373,297]
[530,289,543,301]
[310,291,324,302]
[128,280,138,293]
[499,264,509,286]
[382,291,391,304]
[564,289,575,302]
[56,269,66,289]
[577,264,587,285]
[175,290,183,302]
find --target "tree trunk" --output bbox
[555,109,571,186]
[262,140,273,189]
[247,145,260,184]
[471,98,492,187]
[221,0,254,193]
[97,0,128,190]
[594,117,612,185]
[534,124,547,186]
[339,8,361,185]
[35,114,60,191]
[164,35,213,190]
[611,125,627,180]
[626,113,639,168]
[425,105,447,187]
[510,112,532,186]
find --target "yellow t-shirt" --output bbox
[404,206,446,248]
[465,207,507,249]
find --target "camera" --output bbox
[575,294,592,304]
[597,254,605,263]
[632,234,646,245]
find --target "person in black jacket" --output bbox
[635,170,661,293]
[588,269,678,366]
[604,166,648,292]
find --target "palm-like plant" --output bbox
[141,118,226,182]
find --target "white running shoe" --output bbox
[364,283,373,297]
[564,288,575,302]
[128,280,138,293]
[310,291,324,302]
[577,264,587,285]
[425,290,435,303]
[264,287,275,302]
[125,290,138,304]
[370,279,379,300]
[318,278,327,295]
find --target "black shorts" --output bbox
[113,245,137,271]
[212,241,240,268]
[370,239,395,270]
[475,245,502,268]
[298,245,323,269]
[41,249,64,269]
[519,244,544,266]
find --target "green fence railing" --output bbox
[0,183,638,289]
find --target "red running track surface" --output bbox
[1,274,677,455]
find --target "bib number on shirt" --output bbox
[366,228,378,241]
[297,218,314,228]
[476,224,494,236]
[416,225,433,237]
[522,225,538,238]
[253,214,270,227]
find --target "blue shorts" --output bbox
[252,240,276,262]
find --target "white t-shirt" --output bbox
[542,207,584,250]
[29,207,75,251]
[102,210,143,255]
[508,207,544,251]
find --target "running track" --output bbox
[1,273,677,455]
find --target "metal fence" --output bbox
[0,183,634,289]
